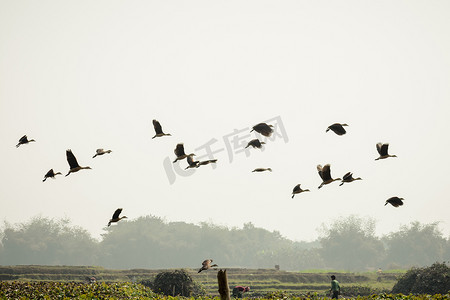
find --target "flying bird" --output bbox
[92,148,112,158]
[108,208,128,226]
[173,143,194,163]
[197,159,218,167]
[43,169,62,182]
[340,172,362,186]
[65,149,92,176]
[252,168,272,172]
[152,119,171,139]
[245,139,265,149]
[251,123,273,137]
[326,123,348,136]
[375,143,397,160]
[385,196,404,207]
[291,184,310,198]
[16,135,35,148]
[317,164,341,189]
[185,154,199,169]
[198,259,218,273]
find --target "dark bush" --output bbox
[149,269,206,297]
[391,262,450,294]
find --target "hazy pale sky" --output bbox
[1,0,449,242]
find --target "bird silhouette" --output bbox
[339,172,362,186]
[245,139,265,149]
[251,123,273,137]
[198,259,218,273]
[173,143,194,163]
[291,184,310,198]
[317,164,341,189]
[43,169,62,182]
[108,208,128,226]
[152,119,171,139]
[92,148,112,158]
[385,197,404,207]
[16,135,35,148]
[65,149,92,176]
[375,143,397,160]
[185,154,199,169]
[252,168,272,172]
[326,123,348,135]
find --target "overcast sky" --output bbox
[1,0,449,243]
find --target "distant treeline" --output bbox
[0,215,449,271]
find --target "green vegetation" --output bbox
[0,281,158,299]
[0,281,449,299]
[0,265,400,295]
[0,263,448,298]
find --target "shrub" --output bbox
[149,269,206,297]
[391,262,450,294]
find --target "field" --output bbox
[0,265,404,298]
[1,281,450,300]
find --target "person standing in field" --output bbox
[330,275,341,299]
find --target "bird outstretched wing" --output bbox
[376,143,384,155]
[252,123,273,137]
[380,143,389,156]
[321,164,332,181]
[112,208,122,219]
[45,169,54,177]
[342,172,352,181]
[153,119,163,134]
[174,143,186,157]
[66,149,80,169]
[317,165,324,180]
[19,135,28,143]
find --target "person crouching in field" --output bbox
[330,275,341,299]
[232,286,250,298]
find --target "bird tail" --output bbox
[43,178,46,182]
[339,182,344,186]
[291,194,294,199]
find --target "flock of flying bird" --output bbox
[289,122,403,207]
[15,119,404,272]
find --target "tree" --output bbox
[384,222,448,268]
[0,216,98,265]
[319,215,385,271]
